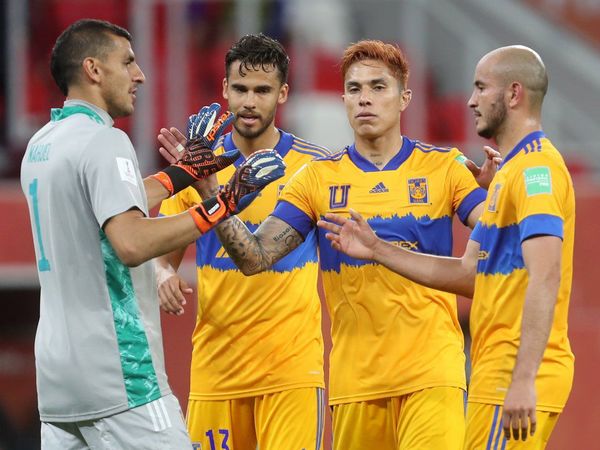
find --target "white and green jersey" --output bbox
[20,100,170,422]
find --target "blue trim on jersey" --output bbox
[196,220,318,272]
[346,136,415,172]
[413,141,452,153]
[476,223,524,275]
[457,188,486,224]
[272,200,315,239]
[499,130,546,169]
[319,213,453,271]
[292,139,329,157]
[519,213,563,242]
[315,147,347,161]
[224,129,295,168]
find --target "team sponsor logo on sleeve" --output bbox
[116,157,138,186]
[523,166,551,196]
[454,154,468,165]
[408,177,429,204]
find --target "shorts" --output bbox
[464,402,559,450]
[332,386,465,450]
[186,387,325,450]
[41,394,191,450]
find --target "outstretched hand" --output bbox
[317,209,380,261]
[157,127,187,164]
[465,146,502,190]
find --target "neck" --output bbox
[66,86,109,115]
[354,128,403,169]
[232,125,281,158]
[494,114,542,158]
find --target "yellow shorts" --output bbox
[464,402,559,450]
[186,387,325,450]
[332,387,465,450]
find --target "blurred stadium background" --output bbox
[0,1,599,449]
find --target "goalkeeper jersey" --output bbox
[469,131,575,412]
[159,130,329,399]
[272,138,487,405]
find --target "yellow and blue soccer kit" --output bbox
[272,138,487,449]
[466,131,575,450]
[160,130,328,450]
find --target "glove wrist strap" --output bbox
[188,195,231,234]
[152,166,195,197]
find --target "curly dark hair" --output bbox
[225,33,289,84]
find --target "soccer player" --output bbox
[20,20,284,450]
[156,34,329,450]
[318,45,574,450]
[210,40,495,449]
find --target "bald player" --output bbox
[318,45,575,450]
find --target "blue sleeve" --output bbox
[519,214,563,242]
[457,188,487,224]
[271,200,315,239]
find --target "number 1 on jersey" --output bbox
[28,178,51,272]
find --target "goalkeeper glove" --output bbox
[188,149,286,233]
[151,103,238,196]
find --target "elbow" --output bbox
[239,265,263,276]
[113,243,147,267]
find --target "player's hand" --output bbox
[465,146,502,190]
[187,150,286,233]
[502,378,537,441]
[151,104,238,196]
[157,268,192,316]
[157,127,187,164]
[219,149,286,214]
[317,209,379,260]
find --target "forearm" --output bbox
[107,212,201,267]
[144,177,171,210]
[511,276,559,382]
[373,239,475,297]
[213,216,274,275]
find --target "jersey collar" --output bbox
[51,100,113,127]
[499,130,546,169]
[347,136,415,172]
[224,128,294,168]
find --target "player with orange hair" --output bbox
[211,40,498,449]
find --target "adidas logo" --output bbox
[369,182,389,193]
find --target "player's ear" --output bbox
[400,88,412,112]
[278,83,289,105]
[222,78,229,100]
[508,81,523,108]
[82,57,101,84]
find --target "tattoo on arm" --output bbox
[214,215,303,274]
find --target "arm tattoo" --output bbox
[214,215,303,274]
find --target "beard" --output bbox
[477,96,507,139]
[233,109,275,139]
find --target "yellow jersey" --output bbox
[272,138,486,404]
[160,130,329,399]
[469,131,575,412]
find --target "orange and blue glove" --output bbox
[152,103,238,196]
[188,149,286,233]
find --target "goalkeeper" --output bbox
[20,19,284,450]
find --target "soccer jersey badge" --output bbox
[488,183,502,212]
[408,177,428,204]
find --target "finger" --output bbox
[158,147,178,164]
[348,208,364,223]
[483,145,501,159]
[464,159,481,176]
[323,213,348,226]
[317,219,341,234]
[502,411,511,440]
[169,127,187,145]
[529,410,536,437]
[512,413,521,441]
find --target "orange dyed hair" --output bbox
[341,40,410,88]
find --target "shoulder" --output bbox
[288,134,331,159]
[412,139,455,155]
